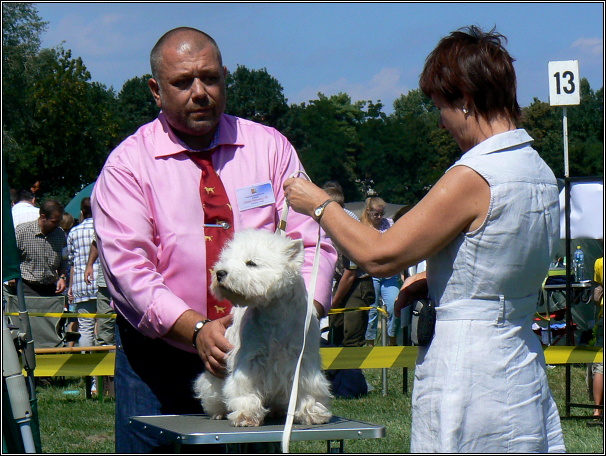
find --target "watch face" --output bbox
[315,207,322,216]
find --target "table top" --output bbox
[129,414,385,445]
[544,281,592,289]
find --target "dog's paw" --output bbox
[210,413,226,420]
[228,410,264,427]
[295,402,332,425]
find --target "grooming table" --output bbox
[129,414,385,453]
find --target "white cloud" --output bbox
[571,37,603,56]
[48,13,146,57]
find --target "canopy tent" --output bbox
[64,182,96,218]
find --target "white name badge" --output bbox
[236,181,276,211]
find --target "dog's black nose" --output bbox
[216,270,227,282]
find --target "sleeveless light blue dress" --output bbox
[410,130,566,453]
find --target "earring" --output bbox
[462,107,469,115]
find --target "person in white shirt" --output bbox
[12,189,39,228]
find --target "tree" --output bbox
[294,93,368,200]
[522,79,604,178]
[117,74,159,138]
[4,46,121,200]
[2,2,47,148]
[386,90,459,203]
[225,65,289,130]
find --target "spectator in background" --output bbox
[323,181,373,347]
[587,256,603,425]
[85,233,115,346]
[60,211,78,345]
[67,197,98,350]
[60,212,75,233]
[392,204,425,344]
[14,200,68,296]
[361,196,401,346]
[30,179,41,197]
[11,189,39,228]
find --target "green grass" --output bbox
[25,366,604,453]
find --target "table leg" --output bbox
[327,439,345,453]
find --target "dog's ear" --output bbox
[285,238,305,265]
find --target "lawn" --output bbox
[21,364,603,453]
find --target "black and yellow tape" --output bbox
[5,312,116,318]
[7,307,382,318]
[327,307,388,316]
[25,346,603,377]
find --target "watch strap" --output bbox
[192,319,212,348]
[314,199,335,222]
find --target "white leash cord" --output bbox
[277,171,322,453]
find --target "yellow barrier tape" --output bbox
[9,309,385,319]
[27,345,602,377]
[543,346,603,365]
[328,306,389,316]
[5,312,116,318]
[30,352,116,377]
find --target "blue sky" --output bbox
[34,2,604,114]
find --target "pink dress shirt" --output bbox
[92,113,337,351]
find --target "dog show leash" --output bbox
[276,170,323,453]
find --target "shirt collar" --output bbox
[154,113,243,158]
[460,129,534,160]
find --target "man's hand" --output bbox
[394,272,428,315]
[84,264,94,285]
[196,314,234,378]
[56,278,67,294]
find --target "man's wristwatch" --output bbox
[313,199,335,222]
[192,319,212,348]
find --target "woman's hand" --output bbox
[283,178,330,217]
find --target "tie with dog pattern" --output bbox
[188,151,234,320]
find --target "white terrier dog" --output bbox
[193,229,332,427]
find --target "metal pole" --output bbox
[563,104,572,417]
[564,177,572,417]
[381,304,388,396]
[562,106,569,178]
[3,314,37,453]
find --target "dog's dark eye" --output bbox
[245,260,257,267]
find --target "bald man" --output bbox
[92,27,337,452]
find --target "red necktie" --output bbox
[187,151,234,320]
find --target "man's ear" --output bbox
[148,78,162,109]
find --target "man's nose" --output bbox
[191,79,208,100]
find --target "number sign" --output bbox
[548,60,580,106]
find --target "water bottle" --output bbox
[573,246,585,282]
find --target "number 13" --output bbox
[553,71,576,95]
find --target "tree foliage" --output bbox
[117,74,160,137]
[3,4,603,206]
[225,65,289,130]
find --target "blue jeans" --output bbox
[115,316,213,453]
[76,299,97,348]
[365,276,401,340]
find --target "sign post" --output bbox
[549,60,582,418]
[548,60,580,177]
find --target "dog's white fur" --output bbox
[192,229,332,427]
